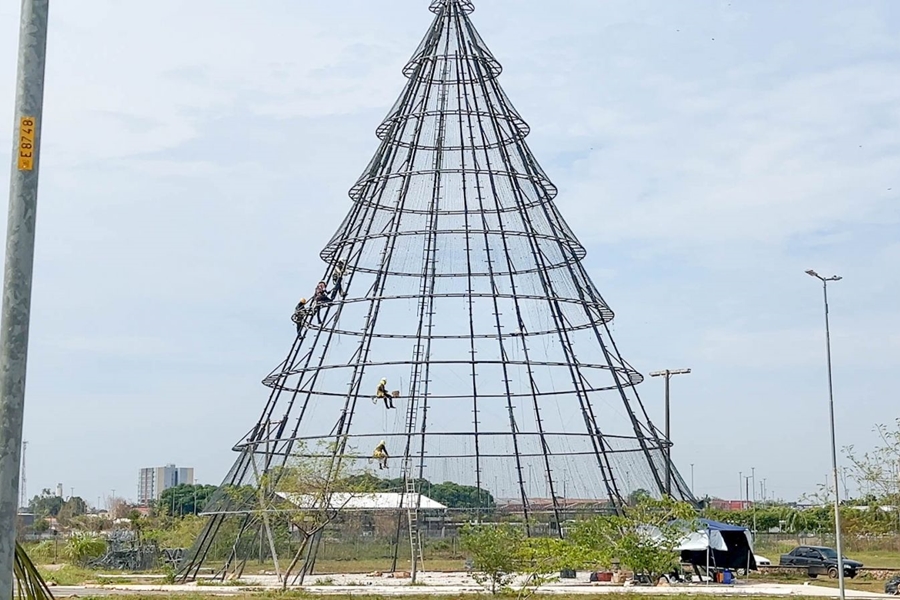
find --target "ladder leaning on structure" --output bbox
[399,341,426,581]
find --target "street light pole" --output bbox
[806,269,845,600]
[751,467,757,533]
[0,1,50,598]
[650,368,691,496]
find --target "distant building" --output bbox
[137,464,194,504]
[707,499,751,511]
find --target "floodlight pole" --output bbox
[806,269,845,600]
[0,1,50,598]
[649,368,691,496]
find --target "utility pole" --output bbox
[806,269,846,600]
[0,1,50,598]
[750,468,757,534]
[649,368,691,496]
[19,440,27,509]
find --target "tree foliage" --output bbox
[460,523,610,595]
[254,441,378,588]
[427,481,495,509]
[57,497,88,525]
[158,484,218,517]
[142,515,206,549]
[845,419,900,522]
[570,496,697,582]
[28,490,65,519]
[64,532,106,565]
[343,474,494,508]
[460,523,524,594]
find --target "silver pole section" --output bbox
[806,269,845,600]
[0,1,50,598]
[664,372,671,496]
[822,279,846,600]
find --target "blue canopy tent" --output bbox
[678,519,757,575]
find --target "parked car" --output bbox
[754,554,771,566]
[886,575,900,595]
[778,546,862,578]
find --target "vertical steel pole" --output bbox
[0,1,49,597]
[822,281,846,600]
[751,467,757,533]
[664,372,671,496]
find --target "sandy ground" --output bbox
[47,571,891,598]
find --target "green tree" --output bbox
[158,484,218,517]
[460,523,524,594]
[143,515,206,549]
[569,496,696,583]
[516,536,601,596]
[627,489,652,507]
[32,519,50,534]
[844,418,900,531]
[427,481,495,509]
[28,490,65,519]
[255,441,377,589]
[56,497,88,525]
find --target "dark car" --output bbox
[886,575,900,595]
[779,546,862,578]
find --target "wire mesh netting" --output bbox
[178,0,695,583]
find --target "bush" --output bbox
[460,523,524,594]
[64,533,106,565]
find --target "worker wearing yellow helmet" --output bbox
[373,439,389,470]
[375,378,394,409]
[291,298,309,334]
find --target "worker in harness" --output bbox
[331,260,347,297]
[375,378,395,409]
[291,298,309,334]
[312,281,332,324]
[373,440,389,470]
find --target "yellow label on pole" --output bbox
[17,116,36,171]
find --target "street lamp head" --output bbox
[806,269,820,279]
[650,368,691,377]
[828,276,843,282]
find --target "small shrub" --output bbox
[64,533,106,566]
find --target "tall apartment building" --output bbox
[137,464,194,504]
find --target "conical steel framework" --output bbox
[178,0,695,584]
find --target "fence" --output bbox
[753,532,900,554]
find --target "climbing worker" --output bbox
[375,378,394,409]
[331,260,347,297]
[312,281,332,324]
[292,298,309,334]
[314,281,331,304]
[373,439,389,470]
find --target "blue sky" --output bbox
[0,0,897,506]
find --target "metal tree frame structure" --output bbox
[178,0,695,585]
